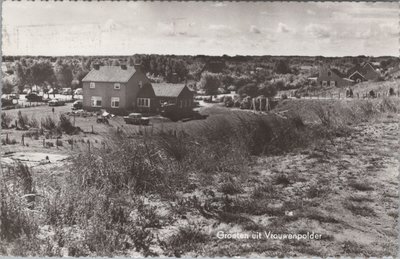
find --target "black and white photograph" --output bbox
[0,1,399,257]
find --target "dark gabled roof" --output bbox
[82,66,136,83]
[330,68,346,78]
[152,83,187,98]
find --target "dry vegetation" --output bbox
[0,97,399,257]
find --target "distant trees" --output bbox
[274,60,291,74]
[27,61,54,87]
[238,82,277,98]
[14,62,26,93]
[199,72,221,95]
[1,79,14,94]
[54,60,73,89]
[238,83,258,98]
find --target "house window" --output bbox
[114,83,121,90]
[90,82,95,89]
[328,71,331,76]
[91,96,102,107]
[111,97,120,108]
[322,81,328,87]
[330,81,335,87]
[137,98,150,107]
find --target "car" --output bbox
[72,100,83,110]
[48,99,65,106]
[25,93,43,102]
[48,88,59,95]
[74,88,83,95]
[123,113,150,125]
[62,88,72,95]
[96,115,109,124]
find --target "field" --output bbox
[0,97,399,257]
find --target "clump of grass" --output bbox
[41,116,57,131]
[343,201,376,217]
[162,225,207,256]
[274,174,291,186]
[58,114,79,135]
[1,112,12,129]
[17,111,29,129]
[348,181,374,191]
[218,176,243,195]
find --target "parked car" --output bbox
[96,115,109,124]
[72,100,83,110]
[25,93,43,102]
[48,99,65,106]
[123,113,150,125]
[48,88,59,94]
[74,88,83,95]
[61,88,72,95]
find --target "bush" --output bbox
[41,116,57,131]
[56,139,63,147]
[163,225,207,256]
[1,112,12,129]
[17,111,29,129]
[58,114,79,135]
[28,116,39,128]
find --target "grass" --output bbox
[348,181,374,191]
[1,97,399,257]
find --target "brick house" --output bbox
[347,62,381,82]
[317,67,354,88]
[82,64,152,114]
[151,83,194,110]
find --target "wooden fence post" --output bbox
[21,135,24,146]
[91,125,94,134]
[71,139,73,150]
[88,141,90,153]
[43,139,45,147]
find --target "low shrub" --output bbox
[163,225,207,256]
[17,111,29,129]
[348,180,374,191]
[41,116,57,131]
[343,201,376,217]
[1,112,12,129]
[56,139,63,147]
[58,114,79,135]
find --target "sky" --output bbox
[2,1,399,57]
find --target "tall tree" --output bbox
[14,62,26,93]
[199,72,221,95]
[1,79,14,94]
[27,61,54,87]
[55,62,73,89]
[274,60,291,74]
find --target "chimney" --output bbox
[93,64,100,70]
[171,73,178,84]
[133,62,143,72]
[120,64,127,70]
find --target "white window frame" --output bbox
[114,83,121,90]
[90,82,96,89]
[322,81,327,87]
[137,98,150,108]
[330,81,335,87]
[91,96,102,107]
[111,97,120,108]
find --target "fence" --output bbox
[284,89,400,100]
